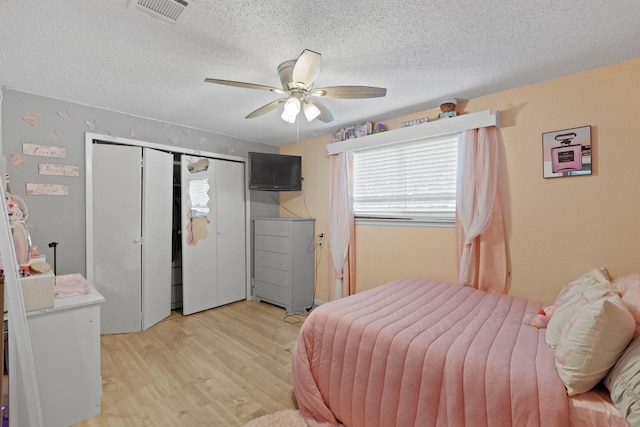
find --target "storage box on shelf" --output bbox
[20,271,54,312]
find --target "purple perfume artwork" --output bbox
[542,125,592,178]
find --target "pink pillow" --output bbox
[614,273,640,337]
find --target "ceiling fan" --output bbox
[204,49,387,123]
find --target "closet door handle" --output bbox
[133,237,142,244]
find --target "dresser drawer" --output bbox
[255,220,290,237]
[255,265,290,287]
[255,280,288,306]
[255,250,290,271]
[255,234,290,254]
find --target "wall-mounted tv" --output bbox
[248,152,302,191]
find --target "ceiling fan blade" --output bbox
[292,49,322,88]
[245,98,287,119]
[311,99,334,123]
[204,78,285,94]
[312,86,387,99]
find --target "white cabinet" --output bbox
[254,218,314,314]
[16,290,104,427]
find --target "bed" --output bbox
[292,277,634,427]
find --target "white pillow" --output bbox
[555,295,635,396]
[546,287,619,348]
[554,267,613,306]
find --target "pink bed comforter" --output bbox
[292,277,570,427]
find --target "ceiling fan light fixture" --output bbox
[281,109,297,123]
[303,101,321,121]
[283,96,301,116]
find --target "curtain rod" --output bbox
[327,109,500,155]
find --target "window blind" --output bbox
[353,133,459,224]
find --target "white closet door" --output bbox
[181,155,218,315]
[141,148,173,330]
[93,144,142,334]
[216,160,246,305]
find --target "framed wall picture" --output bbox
[542,125,592,178]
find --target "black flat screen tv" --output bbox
[248,152,302,191]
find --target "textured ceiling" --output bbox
[1,1,639,147]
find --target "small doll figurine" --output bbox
[6,192,28,227]
[523,304,557,328]
[439,98,458,119]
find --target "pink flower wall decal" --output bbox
[10,154,28,166]
[23,112,40,126]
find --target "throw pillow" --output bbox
[614,273,640,337]
[554,267,613,306]
[604,334,640,426]
[555,295,635,396]
[546,287,618,348]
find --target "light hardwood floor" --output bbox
[73,300,306,427]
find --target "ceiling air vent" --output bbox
[129,0,188,24]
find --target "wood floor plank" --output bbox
[72,300,305,427]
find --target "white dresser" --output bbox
[254,218,314,315]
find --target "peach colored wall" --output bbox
[281,58,640,305]
[279,137,331,301]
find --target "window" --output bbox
[353,133,459,225]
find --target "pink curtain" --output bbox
[328,152,355,300]
[456,126,508,293]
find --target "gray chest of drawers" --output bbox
[254,218,314,315]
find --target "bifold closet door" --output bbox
[181,155,218,315]
[93,144,143,334]
[92,144,172,333]
[216,160,246,305]
[141,148,173,330]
